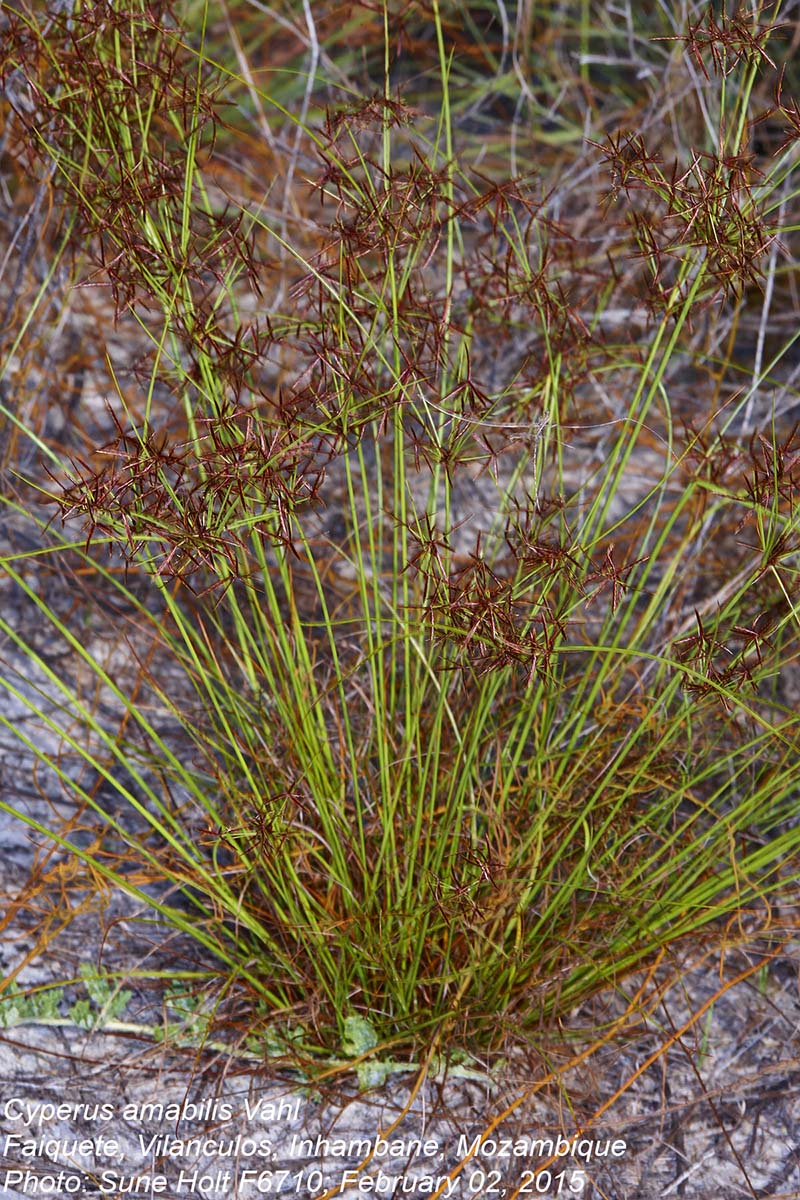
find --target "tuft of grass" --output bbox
[1,0,799,1069]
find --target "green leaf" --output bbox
[105,989,133,1021]
[356,1060,392,1090]
[0,993,25,1029]
[68,999,95,1030]
[0,985,64,1027]
[80,961,114,1006]
[341,1014,379,1057]
[27,988,64,1021]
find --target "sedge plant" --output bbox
[0,0,799,1067]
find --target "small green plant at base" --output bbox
[0,969,491,1086]
[0,969,131,1033]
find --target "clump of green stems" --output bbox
[0,0,799,1063]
